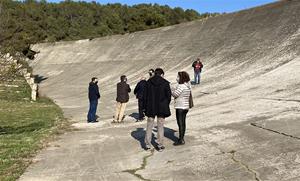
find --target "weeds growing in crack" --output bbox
[123,149,155,181]
[228,150,261,181]
[216,149,261,181]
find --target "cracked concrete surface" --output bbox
[19,0,300,180]
[227,150,260,181]
[123,149,155,181]
[250,123,300,140]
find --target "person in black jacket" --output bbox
[134,77,147,121]
[87,77,100,123]
[144,68,171,151]
[114,75,131,123]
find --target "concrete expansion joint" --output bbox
[122,149,155,181]
[229,150,261,181]
[220,150,261,181]
[250,123,300,140]
[260,98,300,103]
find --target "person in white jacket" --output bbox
[172,71,192,145]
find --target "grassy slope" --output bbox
[0,76,68,181]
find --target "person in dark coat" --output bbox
[114,75,131,123]
[134,77,147,121]
[144,68,171,151]
[87,77,100,123]
[192,58,203,84]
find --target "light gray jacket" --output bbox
[172,83,191,110]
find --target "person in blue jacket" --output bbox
[87,77,100,123]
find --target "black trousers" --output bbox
[176,109,189,141]
[138,99,145,119]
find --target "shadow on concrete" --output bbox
[131,127,178,149]
[129,112,139,120]
[34,75,48,83]
[191,81,202,86]
[158,127,178,143]
[131,128,151,150]
[191,81,197,85]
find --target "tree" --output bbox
[0,1,218,56]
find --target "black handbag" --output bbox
[189,91,194,109]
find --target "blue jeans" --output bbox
[87,100,98,122]
[194,72,201,84]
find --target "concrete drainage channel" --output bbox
[122,149,155,181]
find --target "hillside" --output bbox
[0,0,215,54]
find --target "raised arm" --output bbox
[172,85,183,98]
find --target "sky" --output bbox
[46,0,277,13]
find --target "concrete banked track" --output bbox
[20,1,300,181]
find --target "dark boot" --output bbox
[173,139,185,146]
[175,109,188,146]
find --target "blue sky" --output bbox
[46,0,277,13]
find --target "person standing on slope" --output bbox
[134,77,147,121]
[144,68,172,152]
[192,58,203,84]
[114,75,131,123]
[87,77,100,123]
[172,72,192,145]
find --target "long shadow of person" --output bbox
[131,128,156,150]
[153,126,178,143]
[129,112,139,120]
[164,127,178,142]
[190,80,197,85]
[131,127,177,150]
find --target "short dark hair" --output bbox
[91,77,97,82]
[155,68,164,76]
[120,75,126,82]
[178,71,190,84]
